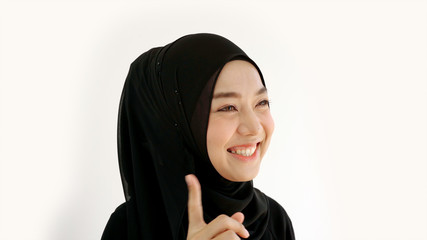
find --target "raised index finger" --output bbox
[185,174,205,228]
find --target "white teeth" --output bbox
[229,146,257,157]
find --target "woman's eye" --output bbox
[257,100,270,107]
[218,105,237,112]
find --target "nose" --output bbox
[237,109,262,136]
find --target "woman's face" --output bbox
[207,60,274,182]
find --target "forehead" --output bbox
[213,60,264,93]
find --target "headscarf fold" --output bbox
[116,33,273,239]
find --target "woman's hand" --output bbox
[185,174,250,240]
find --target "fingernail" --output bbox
[244,229,250,238]
[185,175,192,186]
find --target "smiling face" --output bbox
[206,60,275,182]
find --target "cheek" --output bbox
[262,112,275,145]
[206,116,235,152]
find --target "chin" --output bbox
[223,168,260,182]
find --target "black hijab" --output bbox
[102,33,294,240]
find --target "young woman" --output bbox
[101,33,295,239]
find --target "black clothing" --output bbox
[102,190,294,239]
[101,33,295,239]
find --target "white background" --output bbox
[1,0,426,239]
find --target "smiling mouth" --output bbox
[227,142,260,157]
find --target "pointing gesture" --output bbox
[185,174,250,240]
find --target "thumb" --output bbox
[231,212,245,224]
[185,174,205,229]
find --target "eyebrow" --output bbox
[213,86,267,99]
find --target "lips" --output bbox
[227,142,260,157]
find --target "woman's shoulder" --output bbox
[254,188,296,240]
[101,202,128,240]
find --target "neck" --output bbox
[195,158,254,221]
